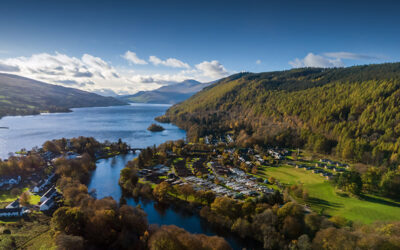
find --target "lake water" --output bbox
[90,153,258,250]
[0,104,186,159]
[0,104,258,249]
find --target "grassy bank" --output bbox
[259,165,400,223]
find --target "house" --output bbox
[0,176,21,188]
[32,173,56,193]
[40,197,55,211]
[6,199,20,209]
[0,207,24,217]
[66,151,80,160]
[40,187,57,203]
[153,164,170,174]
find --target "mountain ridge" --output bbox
[0,73,126,118]
[118,79,212,104]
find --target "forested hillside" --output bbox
[159,63,400,167]
[0,73,125,118]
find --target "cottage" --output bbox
[32,173,56,193]
[40,197,55,211]
[6,199,20,209]
[40,187,57,203]
[0,176,21,188]
[66,152,80,160]
[0,207,24,217]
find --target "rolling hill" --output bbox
[159,63,400,166]
[118,79,212,104]
[0,73,126,118]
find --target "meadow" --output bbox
[259,165,400,224]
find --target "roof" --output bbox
[42,187,57,199]
[6,199,19,209]
[41,197,54,207]
[0,207,23,213]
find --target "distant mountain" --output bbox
[118,79,212,104]
[0,73,126,118]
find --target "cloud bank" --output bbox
[289,52,379,68]
[122,51,147,65]
[195,60,228,78]
[0,51,229,95]
[149,56,190,69]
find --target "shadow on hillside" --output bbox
[307,197,342,209]
[360,194,400,208]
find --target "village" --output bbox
[0,134,352,219]
[0,155,63,219]
[0,138,128,220]
[135,134,351,202]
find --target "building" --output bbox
[40,186,57,203]
[0,207,24,217]
[40,197,55,211]
[0,176,21,188]
[32,173,56,193]
[6,199,20,209]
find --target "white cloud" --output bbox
[323,52,378,60]
[0,62,20,72]
[0,52,229,95]
[195,60,228,78]
[256,59,262,64]
[149,55,190,69]
[289,53,344,68]
[0,52,137,92]
[122,50,147,65]
[289,51,381,68]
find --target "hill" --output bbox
[159,63,400,167]
[119,79,212,104]
[0,73,125,118]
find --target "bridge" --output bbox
[127,147,144,153]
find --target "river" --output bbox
[0,104,258,249]
[89,153,258,250]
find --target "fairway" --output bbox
[260,165,400,224]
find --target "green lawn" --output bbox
[0,188,41,209]
[260,165,400,224]
[30,194,41,205]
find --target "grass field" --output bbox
[0,214,54,249]
[259,165,400,224]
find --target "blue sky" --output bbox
[0,0,399,94]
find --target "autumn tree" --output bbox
[20,191,31,206]
[153,182,171,202]
[178,184,194,201]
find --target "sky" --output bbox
[0,0,399,95]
